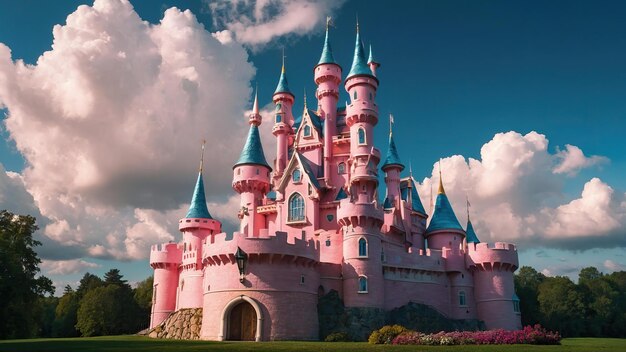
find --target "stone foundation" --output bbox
[147,308,202,339]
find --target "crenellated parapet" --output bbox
[337,199,384,228]
[179,218,221,232]
[202,231,320,268]
[466,242,519,272]
[150,243,182,269]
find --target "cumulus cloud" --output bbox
[416,131,626,250]
[208,0,346,46]
[41,259,101,275]
[0,0,259,260]
[553,144,608,176]
[604,259,625,272]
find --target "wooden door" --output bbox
[228,302,256,341]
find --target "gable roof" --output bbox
[276,152,322,192]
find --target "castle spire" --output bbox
[317,16,337,65]
[438,159,446,194]
[465,197,481,243]
[186,141,213,219]
[274,50,293,96]
[381,114,404,171]
[249,85,262,126]
[426,159,463,234]
[252,85,259,114]
[347,18,372,79]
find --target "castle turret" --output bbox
[272,56,295,179]
[177,151,222,309]
[233,94,272,237]
[367,44,380,77]
[381,118,404,209]
[338,22,384,308]
[314,18,342,182]
[425,173,464,251]
[149,242,182,328]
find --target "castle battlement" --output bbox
[150,242,182,268]
[467,242,519,271]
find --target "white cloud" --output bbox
[208,0,346,46]
[416,131,626,250]
[553,144,608,176]
[604,259,625,272]
[0,0,259,260]
[41,259,101,275]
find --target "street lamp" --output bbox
[235,247,248,283]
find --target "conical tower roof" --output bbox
[367,44,378,65]
[186,171,213,219]
[317,19,337,66]
[274,55,293,96]
[466,219,480,243]
[347,24,372,79]
[426,178,462,233]
[234,125,271,169]
[382,133,404,170]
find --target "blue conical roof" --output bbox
[465,219,480,243]
[367,44,377,64]
[186,172,212,219]
[274,65,293,96]
[426,192,463,233]
[382,133,404,170]
[234,125,271,169]
[317,26,336,65]
[383,197,393,209]
[347,28,372,78]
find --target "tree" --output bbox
[514,266,546,326]
[76,273,104,299]
[537,276,586,336]
[0,210,54,338]
[53,289,80,337]
[76,285,120,336]
[578,266,603,286]
[104,268,130,289]
[134,276,153,329]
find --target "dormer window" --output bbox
[304,125,311,137]
[292,169,302,183]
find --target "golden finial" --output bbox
[281,48,286,73]
[199,139,206,173]
[438,158,445,194]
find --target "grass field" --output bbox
[1,336,625,352]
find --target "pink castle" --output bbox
[149,23,522,341]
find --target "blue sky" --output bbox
[1,0,625,292]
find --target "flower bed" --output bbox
[370,324,561,345]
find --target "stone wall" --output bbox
[318,290,484,341]
[147,308,202,339]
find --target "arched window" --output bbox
[275,114,282,123]
[353,91,357,100]
[276,103,282,111]
[288,193,305,222]
[337,162,346,174]
[304,125,311,137]
[292,169,301,183]
[358,128,366,145]
[459,291,466,306]
[358,276,368,293]
[358,237,368,257]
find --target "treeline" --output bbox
[515,266,626,337]
[40,270,153,337]
[0,210,152,339]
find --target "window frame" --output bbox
[287,192,306,223]
[292,168,302,183]
[337,162,346,174]
[303,125,312,137]
[358,237,368,257]
[358,128,366,145]
[358,276,368,293]
[459,290,467,307]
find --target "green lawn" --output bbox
[0,336,625,352]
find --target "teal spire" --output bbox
[274,52,293,96]
[426,178,463,233]
[186,143,212,219]
[234,125,271,169]
[466,219,480,243]
[347,23,372,78]
[367,44,377,65]
[382,125,404,170]
[317,17,337,65]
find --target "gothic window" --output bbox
[358,237,368,257]
[276,103,282,111]
[338,162,346,174]
[288,193,305,222]
[276,114,282,123]
[358,128,366,145]
[304,125,311,137]
[292,169,301,183]
[358,276,368,293]
[459,291,466,306]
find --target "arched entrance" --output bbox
[219,295,263,341]
[228,301,257,341]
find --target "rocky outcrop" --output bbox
[146,308,202,340]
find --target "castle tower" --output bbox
[233,92,272,237]
[149,242,182,328]
[367,44,380,77]
[177,152,222,309]
[272,56,295,179]
[314,17,342,182]
[338,22,384,308]
[425,172,464,251]
[381,118,404,210]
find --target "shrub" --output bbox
[391,325,561,346]
[368,325,409,344]
[324,332,350,342]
